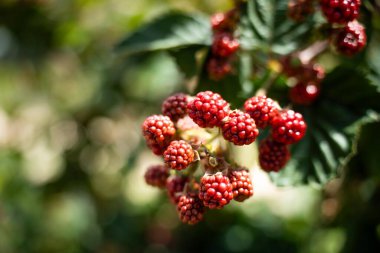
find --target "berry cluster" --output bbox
[142,91,307,224]
[281,56,325,105]
[207,9,240,80]
[318,0,366,55]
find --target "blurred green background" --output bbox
[0,1,379,253]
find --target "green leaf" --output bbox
[168,46,202,79]
[243,0,316,54]
[115,12,211,56]
[270,66,380,186]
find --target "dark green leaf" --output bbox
[168,46,203,79]
[115,12,211,56]
[243,0,316,54]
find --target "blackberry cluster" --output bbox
[142,91,307,224]
[207,9,240,80]
[315,0,366,55]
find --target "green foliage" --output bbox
[115,12,211,56]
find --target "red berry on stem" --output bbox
[207,57,232,81]
[142,115,176,155]
[319,0,361,24]
[259,138,290,172]
[212,32,240,58]
[187,91,230,128]
[144,165,170,188]
[271,110,307,145]
[177,194,205,225]
[162,93,189,122]
[166,176,189,204]
[289,82,320,105]
[334,20,366,56]
[244,96,279,128]
[164,140,195,171]
[221,110,259,145]
[210,10,238,32]
[228,169,254,202]
[199,172,233,209]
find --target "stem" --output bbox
[255,72,280,96]
[298,40,328,65]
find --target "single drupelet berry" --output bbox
[228,169,254,202]
[142,115,176,155]
[207,57,232,80]
[221,110,259,145]
[289,82,320,105]
[211,10,238,32]
[177,193,205,225]
[259,138,291,172]
[199,172,233,209]
[211,33,240,58]
[187,91,230,128]
[144,164,170,188]
[271,109,307,145]
[166,176,189,204]
[334,20,366,56]
[163,140,195,171]
[288,0,315,22]
[244,96,279,128]
[319,0,361,24]
[161,93,189,122]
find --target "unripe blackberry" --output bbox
[244,96,279,128]
[187,91,230,128]
[259,138,290,172]
[228,169,254,202]
[207,57,232,81]
[162,93,189,122]
[221,110,259,145]
[289,82,320,105]
[212,32,240,58]
[142,115,176,155]
[271,110,307,145]
[164,140,195,171]
[177,193,205,225]
[288,0,315,22]
[334,20,366,56]
[199,172,233,209]
[319,0,361,24]
[166,176,189,204]
[210,10,238,32]
[144,164,170,188]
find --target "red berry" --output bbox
[210,10,238,32]
[271,109,307,144]
[144,164,170,188]
[164,140,195,171]
[212,33,239,58]
[162,93,189,122]
[228,169,253,202]
[187,91,230,128]
[166,176,189,204]
[221,110,259,145]
[299,63,325,83]
[207,57,232,81]
[334,20,366,56]
[199,172,233,209]
[319,0,361,24]
[244,96,279,128]
[259,138,290,172]
[142,115,176,155]
[288,0,315,22]
[177,193,205,225]
[289,82,320,105]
